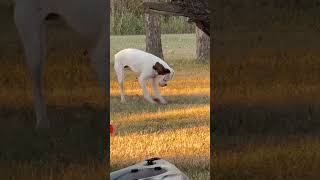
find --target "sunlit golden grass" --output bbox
[114,105,209,123]
[110,76,209,97]
[110,36,210,179]
[111,127,210,179]
[111,127,209,162]
[111,104,209,137]
[0,56,105,108]
[110,72,210,179]
[213,42,320,105]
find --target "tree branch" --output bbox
[143,1,210,36]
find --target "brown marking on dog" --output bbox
[153,62,170,75]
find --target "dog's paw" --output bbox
[144,97,158,105]
[160,100,168,105]
[153,98,161,104]
[153,98,168,105]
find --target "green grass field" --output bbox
[110,34,210,179]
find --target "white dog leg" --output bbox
[114,62,126,103]
[138,75,156,104]
[14,12,48,128]
[151,78,167,104]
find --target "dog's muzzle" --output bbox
[159,83,167,87]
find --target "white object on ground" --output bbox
[110,157,189,180]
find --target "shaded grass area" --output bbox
[0,161,107,180]
[0,6,108,179]
[110,35,210,179]
[213,136,320,180]
[212,31,320,179]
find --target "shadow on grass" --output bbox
[113,105,209,136]
[115,117,208,136]
[0,106,107,163]
[111,95,209,114]
[212,101,320,137]
[212,101,320,180]
[0,161,107,180]
[110,94,209,136]
[212,135,320,180]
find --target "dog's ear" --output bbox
[153,62,169,75]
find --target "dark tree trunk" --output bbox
[145,0,163,59]
[196,27,210,61]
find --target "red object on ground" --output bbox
[110,123,114,135]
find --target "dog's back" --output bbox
[114,48,170,74]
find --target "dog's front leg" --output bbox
[151,78,167,104]
[138,75,156,104]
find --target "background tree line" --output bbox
[111,0,195,35]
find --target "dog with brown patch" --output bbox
[114,48,174,104]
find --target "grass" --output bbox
[110,34,210,179]
[213,136,320,180]
[212,30,320,179]
[213,3,320,178]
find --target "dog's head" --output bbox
[153,62,175,87]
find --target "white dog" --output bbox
[114,48,174,104]
[14,0,108,128]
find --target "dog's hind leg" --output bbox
[114,60,126,103]
[151,78,167,104]
[14,7,48,128]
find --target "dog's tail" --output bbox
[114,52,129,68]
[114,54,124,83]
[114,53,120,70]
